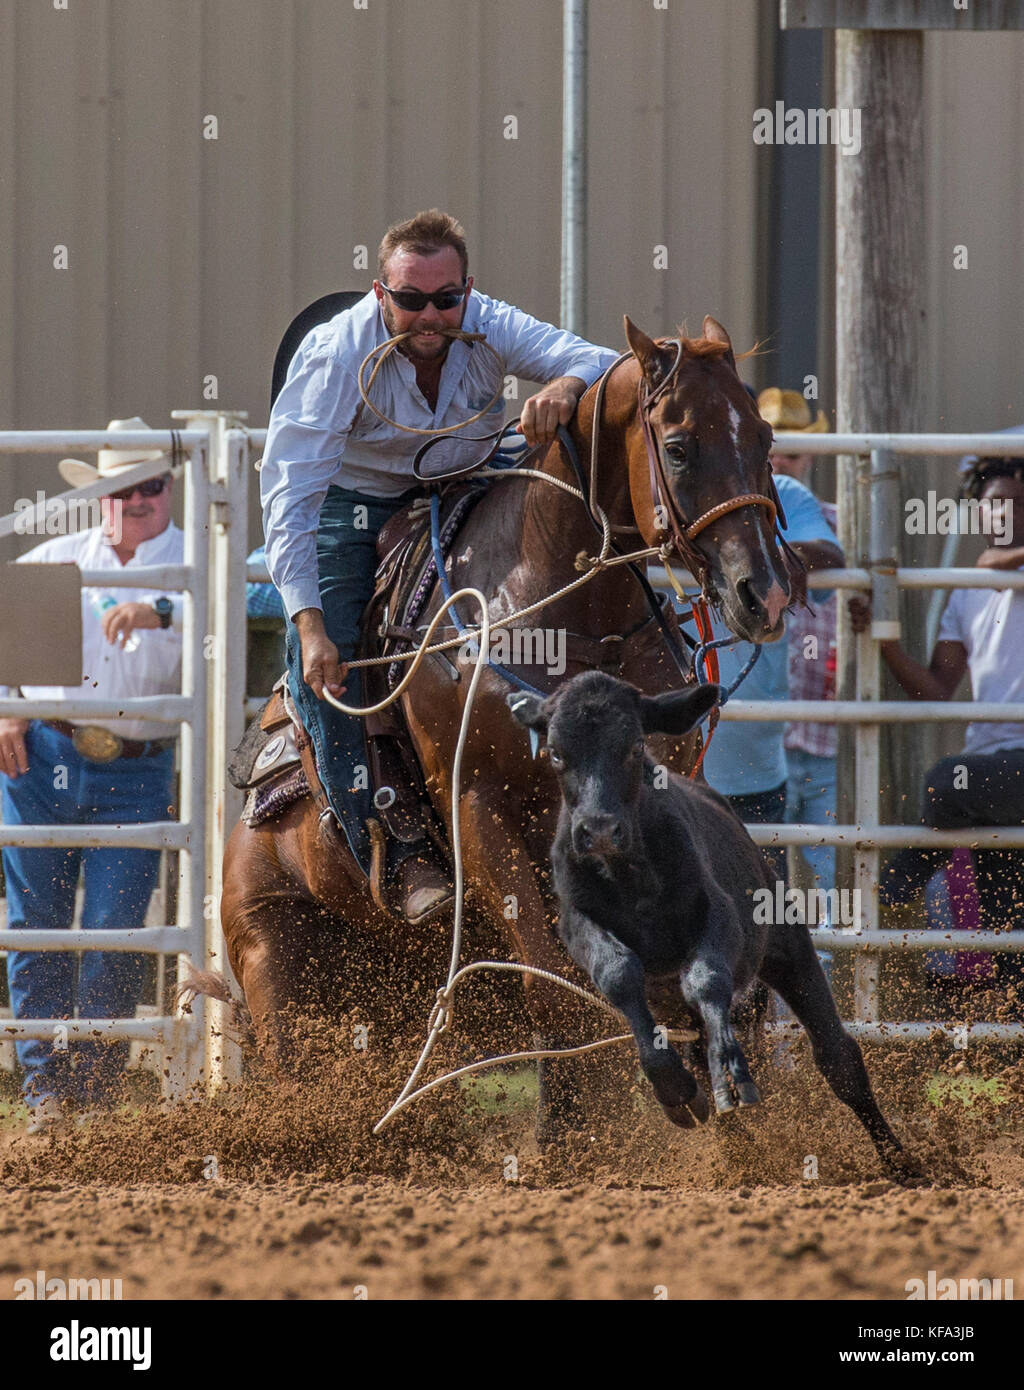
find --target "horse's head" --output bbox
[623,315,792,644]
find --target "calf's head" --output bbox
[509,672,721,860]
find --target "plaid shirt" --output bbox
[785,501,838,758]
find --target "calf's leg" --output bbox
[758,924,916,1178]
[564,915,708,1127]
[679,953,761,1113]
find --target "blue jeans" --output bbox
[285,484,422,868]
[726,782,787,885]
[1,722,174,1108]
[785,747,837,896]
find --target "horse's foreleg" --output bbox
[457,791,596,1143]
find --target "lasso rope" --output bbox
[317,354,710,1131]
[357,327,506,435]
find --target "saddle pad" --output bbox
[384,487,485,688]
[241,763,310,828]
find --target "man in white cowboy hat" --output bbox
[0,418,184,1134]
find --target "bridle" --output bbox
[584,340,789,594]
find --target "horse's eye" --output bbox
[663,438,689,468]
[548,749,564,771]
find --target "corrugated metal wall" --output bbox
[0,1,1022,555]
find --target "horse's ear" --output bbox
[624,316,677,389]
[701,315,737,372]
[506,690,549,733]
[639,683,721,737]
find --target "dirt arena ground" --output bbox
[0,1016,1021,1300]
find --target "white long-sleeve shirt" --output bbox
[260,288,618,619]
[1,523,184,742]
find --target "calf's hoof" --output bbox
[714,1078,761,1114]
[662,1084,709,1128]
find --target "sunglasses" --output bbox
[379,282,467,313]
[108,475,170,502]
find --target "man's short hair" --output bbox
[377,210,468,282]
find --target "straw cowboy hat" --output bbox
[58,417,170,489]
[756,388,829,434]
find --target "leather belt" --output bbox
[44,720,176,762]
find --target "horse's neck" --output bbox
[517,373,648,634]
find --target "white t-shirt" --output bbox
[3,523,184,742]
[937,574,1024,755]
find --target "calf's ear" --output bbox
[639,683,721,736]
[506,690,549,733]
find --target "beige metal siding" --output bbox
[0,1,1021,554]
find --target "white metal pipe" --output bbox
[0,697,191,720]
[0,927,190,951]
[0,1017,179,1041]
[170,435,210,1098]
[811,929,1024,952]
[722,700,1024,721]
[79,565,193,588]
[747,822,1024,848]
[0,430,207,451]
[0,824,189,850]
[769,1020,1024,1042]
[771,432,1024,455]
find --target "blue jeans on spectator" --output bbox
[1,722,174,1110]
[285,483,422,870]
[726,782,787,885]
[785,748,837,901]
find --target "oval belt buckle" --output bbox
[72,725,124,763]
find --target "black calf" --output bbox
[510,670,913,1178]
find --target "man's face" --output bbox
[769,448,813,482]
[101,473,173,549]
[373,247,472,362]
[979,475,1024,548]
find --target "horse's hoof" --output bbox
[886,1148,925,1185]
[688,1085,710,1123]
[736,1081,761,1108]
[713,1086,736,1115]
[662,1102,697,1129]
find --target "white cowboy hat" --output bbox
[58,417,170,489]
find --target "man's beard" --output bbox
[382,303,453,362]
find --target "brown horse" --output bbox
[221,315,793,1137]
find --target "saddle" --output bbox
[229,483,488,881]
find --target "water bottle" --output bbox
[90,593,140,653]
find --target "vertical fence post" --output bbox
[852,447,901,1021]
[207,421,249,1088]
[171,410,248,1093]
[164,429,211,1099]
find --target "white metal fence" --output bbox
[4,419,1021,1097]
[0,426,216,1096]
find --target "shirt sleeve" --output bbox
[260,332,362,620]
[776,477,841,547]
[481,299,619,387]
[936,590,964,645]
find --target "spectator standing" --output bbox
[0,419,184,1133]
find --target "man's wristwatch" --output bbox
[153,597,173,629]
